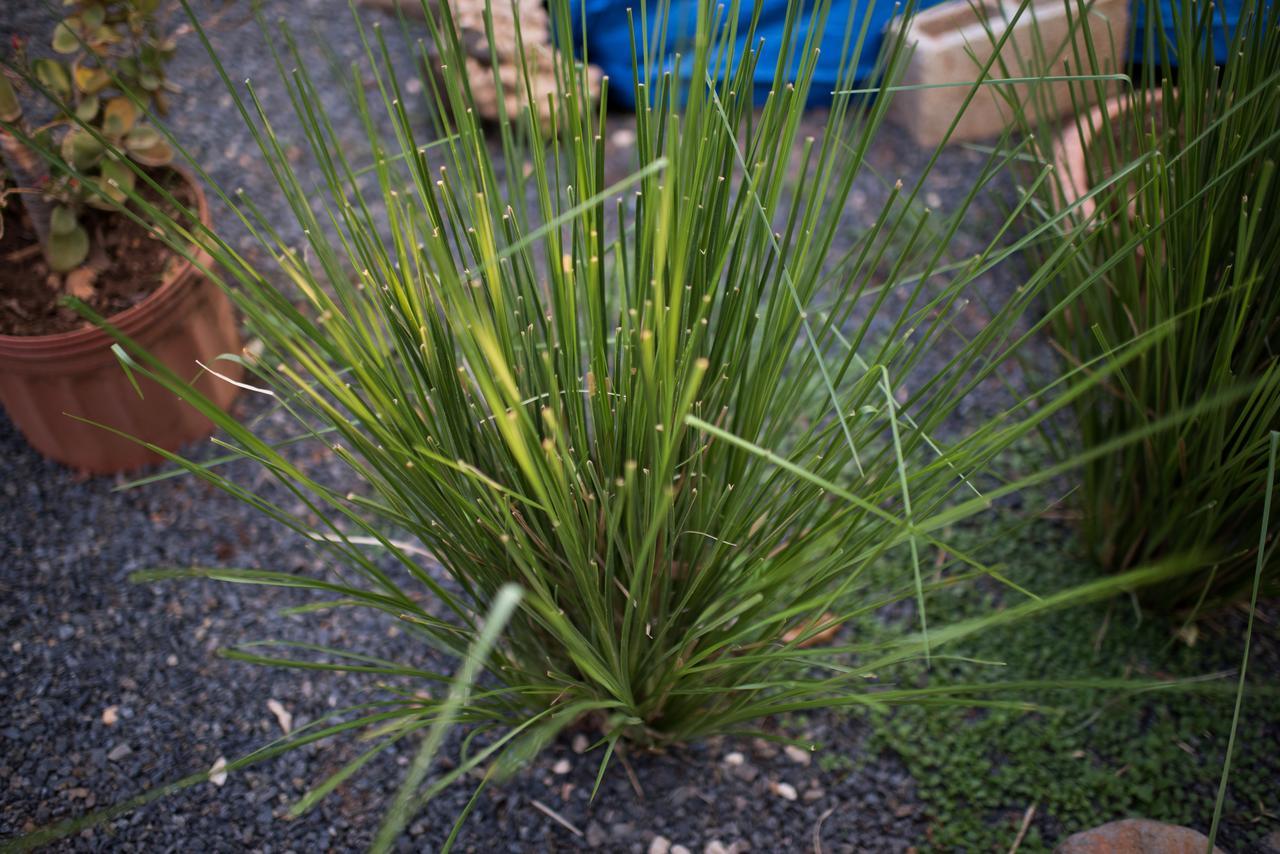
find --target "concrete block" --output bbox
[886,0,1130,147]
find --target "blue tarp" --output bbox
[1130,0,1259,65]
[566,0,944,108]
[568,0,1261,110]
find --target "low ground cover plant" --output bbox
[10,0,1252,846]
[1022,0,1280,612]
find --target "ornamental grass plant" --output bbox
[7,0,1245,845]
[1017,0,1280,612]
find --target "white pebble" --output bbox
[649,836,672,854]
[552,758,571,775]
[208,756,228,786]
[783,745,812,766]
[773,781,798,801]
[723,751,745,766]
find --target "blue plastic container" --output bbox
[568,0,1267,110]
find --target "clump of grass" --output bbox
[1021,0,1280,612]
[20,0,1234,843]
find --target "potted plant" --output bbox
[0,0,240,474]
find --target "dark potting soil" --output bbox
[0,170,196,337]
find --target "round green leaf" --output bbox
[80,4,105,30]
[33,59,73,101]
[52,20,81,54]
[123,124,160,150]
[75,93,100,122]
[99,157,136,202]
[50,205,79,237]
[102,97,138,137]
[73,62,110,95]
[0,76,21,122]
[46,224,89,273]
[61,127,104,169]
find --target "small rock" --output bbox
[752,738,779,759]
[732,762,759,783]
[772,781,798,801]
[671,846,692,854]
[1054,819,1224,854]
[266,699,292,734]
[783,745,811,766]
[107,743,132,761]
[572,733,589,754]
[208,756,228,786]
[552,758,571,775]
[648,835,672,854]
[724,751,745,766]
[705,842,728,854]
[65,268,97,301]
[101,706,119,726]
[803,787,825,803]
[585,821,606,848]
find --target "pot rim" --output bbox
[1051,87,1166,216]
[0,165,214,361]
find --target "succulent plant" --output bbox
[0,0,176,274]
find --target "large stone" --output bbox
[1055,819,1225,854]
[360,0,601,127]
[886,0,1129,147]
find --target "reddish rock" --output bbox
[1055,819,1224,854]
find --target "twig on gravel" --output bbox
[616,746,646,800]
[811,806,835,854]
[1007,802,1037,854]
[531,799,583,837]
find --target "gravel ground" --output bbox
[0,0,1154,851]
[0,395,926,853]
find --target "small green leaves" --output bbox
[50,205,79,236]
[97,156,136,202]
[33,59,73,101]
[46,222,89,273]
[0,76,21,122]
[123,125,172,165]
[80,3,105,31]
[75,93,100,122]
[102,96,138,137]
[52,21,81,54]
[72,61,110,95]
[61,126,103,168]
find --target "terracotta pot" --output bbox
[0,169,242,474]
[1051,89,1165,220]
